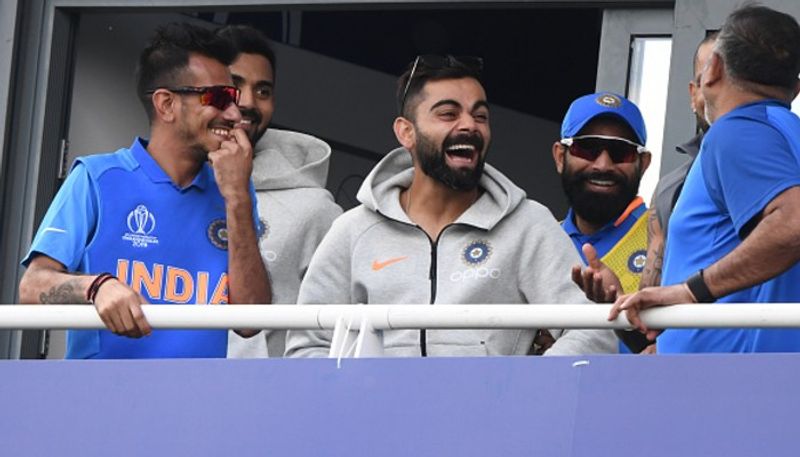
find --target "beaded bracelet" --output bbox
[86,272,117,304]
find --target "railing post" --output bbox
[329,315,384,359]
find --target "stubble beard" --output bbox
[240,106,267,145]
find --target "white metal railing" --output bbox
[4,304,800,358]
[2,304,800,330]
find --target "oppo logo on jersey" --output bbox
[449,267,502,282]
[116,259,229,304]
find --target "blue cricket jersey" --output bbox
[562,198,648,353]
[562,198,647,265]
[660,100,800,353]
[24,138,259,359]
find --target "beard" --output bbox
[560,158,641,227]
[177,118,211,161]
[695,110,710,133]
[240,107,267,145]
[415,129,486,191]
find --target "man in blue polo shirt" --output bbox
[551,92,651,352]
[610,5,800,353]
[18,23,271,358]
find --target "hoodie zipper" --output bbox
[419,225,453,357]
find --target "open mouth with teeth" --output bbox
[210,127,231,140]
[444,143,479,168]
[238,117,257,130]
[237,108,262,137]
[582,176,623,193]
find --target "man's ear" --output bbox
[639,151,652,175]
[688,79,699,113]
[703,52,724,87]
[152,89,177,123]
[393,117,416,150]
[552,141,566,174]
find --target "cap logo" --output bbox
[595,94,622,108]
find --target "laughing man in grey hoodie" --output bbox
[285,55,616,357]
[217,25,342,358]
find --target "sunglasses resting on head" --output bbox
[400,54,484,112]
[146,85,240,111]
[560,135,648,164]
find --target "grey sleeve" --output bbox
[284,214,353,358]
[298,195,343,279]
[652,158,693,234]
[518,207,617,355]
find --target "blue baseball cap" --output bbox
[560,92,647,145]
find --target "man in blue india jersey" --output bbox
[18,23,270,358]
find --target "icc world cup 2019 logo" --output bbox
[127,205,156,235]
[122,204,159,248]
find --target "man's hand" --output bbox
[208,127,253,202]
[571,243,622,303]
[93,278,152,338]
[19,257,153,339]
[608,283,696,341]
[209,127,271,335]
[531,329,556,355]
[641,344,657,355]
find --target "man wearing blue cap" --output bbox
[568,37,718,354]
[553,92,651,295]
[550,92,651,353]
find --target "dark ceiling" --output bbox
[223,7,603,123]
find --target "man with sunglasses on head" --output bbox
[18,23,270,358]
[550,92,651,354]
[285,55,616,358]
[215,25,342,358]
[609,5,800,354]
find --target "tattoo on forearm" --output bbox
[641,247,664,289]
[646,209,657,242]
[39,279,85,304]
[640,210,665,289]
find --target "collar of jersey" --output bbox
[129,137,209,191]
[563,196,645,236]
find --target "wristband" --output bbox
[685,269,715,303]
[87,273,116,304]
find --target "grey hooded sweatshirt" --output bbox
[227,128,342,358]
[285,148,617,357]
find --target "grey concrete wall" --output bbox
[68,12,562,210]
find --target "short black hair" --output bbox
[693,31,719,78]
[715,4,800,91]
[396,55,483,120]
[215,24,277,75]
[135,22,237,121]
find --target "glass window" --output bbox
[627,36,672,204]
[793,74,800,115]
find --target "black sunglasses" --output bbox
[146,85,240,111]
[560,135,647,164]
[400,55,484,113]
